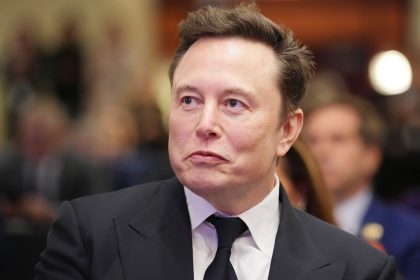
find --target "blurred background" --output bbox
[0,0,419,279]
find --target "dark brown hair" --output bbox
[168,3,315,117]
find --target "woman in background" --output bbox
[277,137,336,224]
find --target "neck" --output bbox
[204,177,277,216]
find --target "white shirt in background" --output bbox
[334,188,373,235]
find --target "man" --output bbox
[0,98,101,279]
[303,93,420,280]
[0,98,97,227]
[35,4,397,280]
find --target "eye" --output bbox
[181,96,193,105]
[179,95,199,110]
[227,98,244,108]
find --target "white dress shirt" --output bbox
[184,174,281,280]
[334,188,373,235]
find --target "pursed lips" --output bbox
[188,150,227,163]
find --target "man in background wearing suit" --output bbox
[35,3,397,279]
[303,93,420,280]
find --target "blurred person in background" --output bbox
[71,101,174,190]
[66,102,140,191]
[0,96,101,280]
[2,23,49,139]
[302,93,420,280]
[69,103,139,163]
[112,103,174,189]
[0,96,97,230]
[85,21,138,107]
[49,19,85,119]
[277,137,335,224]
[0,96,100,279]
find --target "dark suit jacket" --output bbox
[0,150,95,202]
[35,178,397,280]
[362,197,420,280]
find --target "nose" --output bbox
[196,103,221,140]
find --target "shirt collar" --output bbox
[184,187,217,230]
[334,187,373,235]
[184,174,281,257]
[238,175,280,257]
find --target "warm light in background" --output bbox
[368,50,413,96]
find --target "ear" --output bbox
[276,109,303,157]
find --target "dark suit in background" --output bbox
[361,198,420,280]
[0,150,95,202]
[0,149,102,280]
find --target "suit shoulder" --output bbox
[366,199,420,243]
[68,178,179,219]
[373,199,420,227]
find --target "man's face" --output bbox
[303,104,377,201]
[168,37,298,205]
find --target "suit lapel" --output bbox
[113,179,346,280]
[114,178,194,280]
[268,186,346,280]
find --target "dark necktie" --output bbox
[204,215,248,280]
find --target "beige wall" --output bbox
[0,0,157,57]
[409,0,420,51]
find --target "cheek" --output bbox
[227,123,258,148]
[345,146,366,165]
[331,143,357,162]
[169,112,189,138]
[228,123,278,159]
[334,149,363,177]
[168,114,188,155]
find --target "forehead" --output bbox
[307,104,361,133]
[171,37,283,114]
[173,36,279,84]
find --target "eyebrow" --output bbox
[173,84,255,100]
[173,84,199,98]
[225,87,254,98]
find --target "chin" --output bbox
[183,174,220,189]
[178,171,228,193]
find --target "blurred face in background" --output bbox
[303,104,379,203]
[168,37,302,213]
[16,102,68,159]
